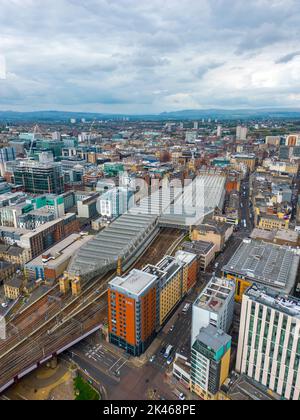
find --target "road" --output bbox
[238,176,254,238]
[64,294,197,401]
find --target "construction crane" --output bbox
[25,124,42,159]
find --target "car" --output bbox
[160,346,166,355]
[167,356,174,365]
[149,355,156,363]
[182,303,191,314]
[179,393,186,400]
[164,345,174,359]
[1,303,8,308]
[169,325,175,332]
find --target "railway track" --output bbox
[0,227,185,392]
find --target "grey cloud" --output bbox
[0,0,300,113]
[276,51,300,64]
[195,62,225,79]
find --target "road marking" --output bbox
[109,357,123,372]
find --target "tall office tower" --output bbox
[236,125,248,141]
[217,125,222,138]
[108,269,159,356]
[52,132,61,141]
[191,277,235,346]
[0,147,16,176]
[13,161,64,195]
[191,325,231,400]
[185,131,197,143]
[236,284,300,400]
[286,134,300,147]
[194,121,199,130]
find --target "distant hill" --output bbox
[1,108,300,123]
[159,108,300,120]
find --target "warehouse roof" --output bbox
[223,239,300,294]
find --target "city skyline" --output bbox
[1,0,300,113]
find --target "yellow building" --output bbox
[224,273,252,303]
[0,261,17,284]
[190,326,231,401]
[157,256,183,325]
[232,154,256,172]
[0,245,31,266]
[4,276,23,300]
[258,215,290,231]
[143,256,185,326]
[191,222,234,253]
[59,276,71,294]
[71,279,81,296]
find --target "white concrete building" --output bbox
[236,125,248,141]
[191,276,235,346]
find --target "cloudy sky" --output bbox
[0,0,300,113]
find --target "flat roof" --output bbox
[26,234,93,269]
[224,374,277,401]
[245,283,300,319]
[20,213,76,239]
[109,269,158,297]
[182,240,215,255]
[223,239,300,294]
[194,325,231,352]
[175,250,197,265]
[194,277,235,314]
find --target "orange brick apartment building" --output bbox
[108,251,198,356]
[108,269,158,356]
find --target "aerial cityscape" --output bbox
[0,0,300,406]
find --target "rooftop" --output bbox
[67,212,158,278]
[174,250,197,265]
[109,269,158,297]
[194,221,232,236]
[182,240,215,255]
[194,277,235,314]
[4,276,23,289]
[245,283,300,319]
[194,325,231,353]
[250,228,300,244]
[223,239,300,295]
[26,234,93,269]
[222,374,278,401]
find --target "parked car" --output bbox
[167,356,174,365]
[160,346,166,355]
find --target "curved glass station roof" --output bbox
[67,213,158,280]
